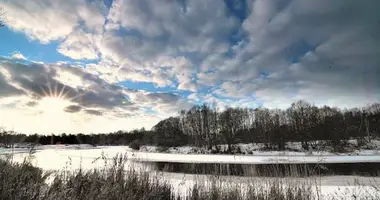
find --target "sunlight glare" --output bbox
[39,96,71,116]
[37,96,73,133]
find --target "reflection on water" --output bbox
[0,146,156,172]
[1,146,380,199]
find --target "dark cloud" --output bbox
[145,93,180,104]
[0,71,25,97]
[194,0,380,108]
[84,109,102,116]
[64,105,82,113]
[2,0,379,113]
[26,101,38,107]
[0,58,192,122]
[0,59,132,109]
[79,91,131,109]
[101,0,380,108]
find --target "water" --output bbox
[1,146,380,199]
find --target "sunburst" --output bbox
[38,75,91,104]
[35,77,89,133]
[32,65,123,133]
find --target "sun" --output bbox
[39,96,71,116]
[33,79,89,133]
[37,96,73,133]
[37,81,77,133]
[37,79,85,116]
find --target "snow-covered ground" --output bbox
[159,172,380,199]
[130,151,380,164]
[1,145,380,199]
[140,140,380,157]
[3,144,380,164]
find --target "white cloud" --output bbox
[1,0,380,133]
[1,0,104,43]
[178,81,198,92]
[199,0,380,108]
[0,58,193,133]
[57,29,99,60]
[11,52,26,60]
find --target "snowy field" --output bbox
[2,143,380,164]
[135,140,380,164]
[1,145,380,199]
[129,151,380,164]
[141,140,380,156]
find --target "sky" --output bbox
[0,0,379,134]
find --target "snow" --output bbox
[135,141,380,164]
[1,146,380,199]
[140,140,380,157]
[158,173,380,199]
[2,142,380,165]
[130,151,380,164]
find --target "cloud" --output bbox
[1,0,380,133]
[57,29,99,60]
[0,69,25,97]
[84,109,102,116]
[195,0,380,108]
[64,105,82,113]
[214,81,255,98]
[0,59,130,109]
[26,101,38,107]
[0,0,105,43]
[96,0,240,89]
[0,57,193,133]
[11,52,26,60]
[178,81,198,92]
[107,0,238,46]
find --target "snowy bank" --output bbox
[140,140,380,157]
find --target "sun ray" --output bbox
[61,89,72,100]
[37,96,73,133]
[58,84,67,99]
[54,82,58,97]
[39,86,49,97]
[46,78,53,97]
[67,90,89,102]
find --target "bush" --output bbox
[188,181,315,200]
[328,139,352,153]
[0,158,49,200]
[129,139,142,150]
[0,155,176,200]
[2,155,379,200]
[157,146,169,152]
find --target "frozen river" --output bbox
[1,145,380,199]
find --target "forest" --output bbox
[1,100,380,153]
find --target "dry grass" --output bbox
[187,181,314,200]
[0,153,319,200]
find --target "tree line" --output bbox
[152,100,380,152]
[1,100,380,152]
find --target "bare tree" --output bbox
[220,108,245,153]
[0,128,16,148]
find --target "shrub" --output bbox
[129,139,142,150]
[2,154,378,200]
[188,181,315,200]
[0,155,176,200]
[0,158,49,200]
[157,146,169,152]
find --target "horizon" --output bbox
[1,99,379,135]
[1,0,379,134]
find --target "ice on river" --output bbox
[1,145,380,199]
